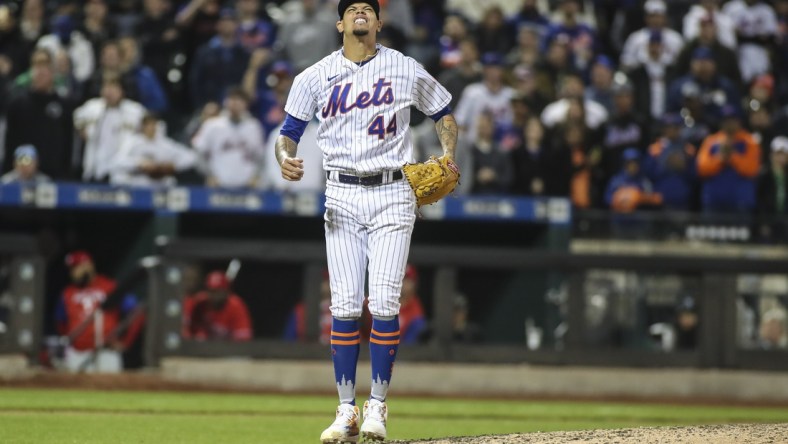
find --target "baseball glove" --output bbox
[403,155,460,206]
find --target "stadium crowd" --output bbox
[0,0,787,214]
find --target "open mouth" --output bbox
[354,17,367,25]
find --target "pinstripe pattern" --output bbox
[284,43,449,320]
[324,179,416,318]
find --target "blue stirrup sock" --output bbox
[331,317,360,405]
[369,316,400,402]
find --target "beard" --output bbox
[352,29,369,36]
[74,273,93,288]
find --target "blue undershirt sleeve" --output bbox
[279,114,309,144]
[429,106,452,122]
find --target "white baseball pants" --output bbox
[324,176,417,318]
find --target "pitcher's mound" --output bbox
[396,423,788,444]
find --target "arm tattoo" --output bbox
[275,135,298,166]
[435,114,458,160]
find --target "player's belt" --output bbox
[327,170,403,186]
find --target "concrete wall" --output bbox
[161,357,788,403]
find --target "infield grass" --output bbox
[1,389,787,443]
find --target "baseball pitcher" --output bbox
[275,1,458,442]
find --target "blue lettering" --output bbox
[323,79,395,118]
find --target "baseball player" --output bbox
[275,1,457,442]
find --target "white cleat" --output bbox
[320,404,360,443]
[360,399,387,442]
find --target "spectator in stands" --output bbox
[283,269,332,344]
[533,37,576,104]
[723,0,779,83]
[627,28,672,120]
[598,82,648,196]
[683,0,737,50]
[620,0,683,71]
[10,48,72,98]
[192,87,264,188]
[236,0,276,53]
[757,308,787,349]
[511,117,547,196]
[118,36,169,114]
[86,39,169,114]
[0,145,51,184]
[584,55,616,115]
[605,148,662,213]
[643,114,698,211]
[666,47,740,126]
[757,136,788,215]
[438,38,482,110]
[696,105,761,213]
[438,13,470,70]
[0,4,27,79]
[18,0,47,71]
[398,264,427,344]
[273,0,338,74]
[136,0,180,91]
[175,0,221,62]
[37,14,95,83]
[110,113,198,187]
[748,106,776,167]
[188,8,249,108]
[55,250,144,373]
[510,0,550,37]
[183,270,253,341]
[4,49,75,181]
[454,52,514,142]
[74,78,146,182]
[676,82,714,149]
[542,0,596,72]
[245,60,292,138]
[541,73,608,131]
[746,74,776,115]
[78,0,119,58]
[468,111,513,194]
[674,15,742,89]
[476,6,515,55]
[506,24,541,68]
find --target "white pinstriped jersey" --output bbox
[284,44,451,174]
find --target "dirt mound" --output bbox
[395,423,788,444]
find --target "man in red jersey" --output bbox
[183,270,253,341]
[55,250,143,372]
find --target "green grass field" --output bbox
[1,389,787,443]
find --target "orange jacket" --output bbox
[697,130,760,179]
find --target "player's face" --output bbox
[70,262,96,287]
[337,3,381,38]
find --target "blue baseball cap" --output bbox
[692,46,714,61]
[218,7,238,20]
[622,147,641,162]
[271,60,293,76]
[481,52,504,67]
[14,144,38,161]
[661,113,684,126]
[719,104,742,120]
[594,54,614,70]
